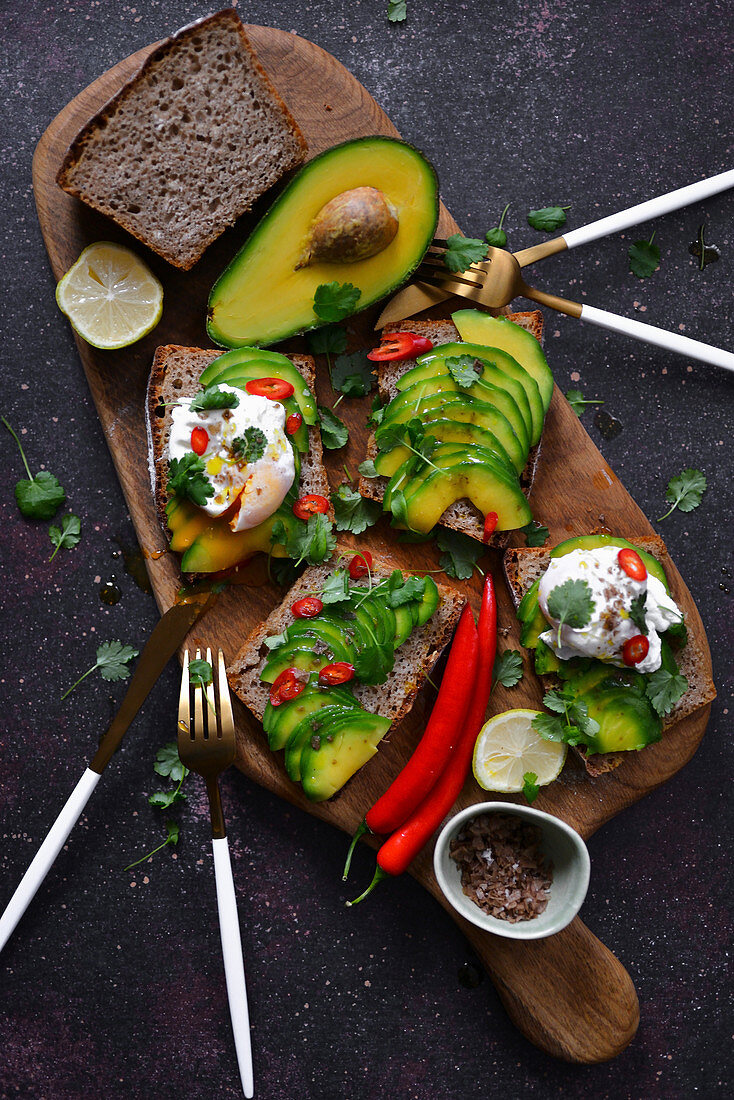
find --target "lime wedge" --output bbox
[472,708,567,793]
[56,242,163,349]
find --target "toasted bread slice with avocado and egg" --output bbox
[358,311,547,546]
[227,552,465,800]
[146,344,331,576]
[503,535,716,776]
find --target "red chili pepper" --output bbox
[292,494,330,520]
[286,411,303,435]
[319,662,355,686]
[269,667,306,707]
[347,576,497,904]
[292,596,323,619]
[245,377,295,401]
[618,547,647,582]
[367,332,434,362]
[190,426,209,456]
[482,512,498,543]
[622,634,649,666]
[348,551,373,580]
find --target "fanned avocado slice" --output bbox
[451,310,554,412]
[263,686,358,751]
[299,711,392,801]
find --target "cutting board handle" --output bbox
[459,914,639,1063]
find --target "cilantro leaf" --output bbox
[331,350,374,397]
[522,772,540,804]
[332,484,382,535]
[123,819,180,872]
[388,0,407,20]
[493,650,524,688]
[288,514,336,565]
[232,426,267,463]
[62,639,139,700]
[168,453,214,507]
[657,468,706,521]
[666,618,688,648]
[445,354,482,388]
[358,459,379,478]
[628,594,649,636]
[3,417,67,520]
[189,658,213,687]
[48,513,81,562]
[307,325,347,357]
[436,528,485,580]
[153,742,188,783]
[527,205,571,232]
[629,234,660,279]
[264,630,289,650]
[386,570,426,608]
[368,396,385,428]
[189,385,239,412]
[645,667,688,717]
[485,203,510,249]
[565,388,603,417]
[546,578,594,646]
[520,520,549,547]
[320,568,351,605]
[313,281,361,323]
[390,489,409,527]
[318,405,349,450]
[532,690,600,750]
[442,234,488,273]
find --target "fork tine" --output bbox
[204,646,217,738]
[217,650,235,742]
[414,265,484,289]
[178,649,191,739]
[193,648,206,740]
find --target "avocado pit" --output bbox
[296,186,399,269]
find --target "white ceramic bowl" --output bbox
[433,802,590,940]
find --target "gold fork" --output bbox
[178,648,254,1099]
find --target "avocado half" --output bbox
[207,136,439,348]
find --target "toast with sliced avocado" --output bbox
[503,534,716,776]
[358,310,548,546]
[146,344,332,576]
[228,553,465,800]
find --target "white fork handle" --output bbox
[579,304,734,372]
[563,169,734,249]
[212,836,254,1098]
[0,767,101,953]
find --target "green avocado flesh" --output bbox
[451,310,554,412]
[371,322,552,534]
[261,573,440,800]
[516,536,675,755]
[199,349,318,425]
[207,137,439,348]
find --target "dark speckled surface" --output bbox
[1,2,732,1098]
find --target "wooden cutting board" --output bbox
[32,23,713,1066]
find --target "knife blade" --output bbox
[0,588,218,952]
[374,280,455,329]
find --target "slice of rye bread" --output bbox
[146,345,330,538]
[57,10,307,271]
[358,311,544,549]
[503,536,716,776]
[227,553,466,726]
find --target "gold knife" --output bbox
[0,588,218,953]
[374,280,455,329]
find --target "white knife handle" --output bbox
[0,767,101,953]
[579,304,734,373]
[212,836,254,1099]
[563,169,734,250]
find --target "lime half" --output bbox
[472,708,567,793]
[56,241,163,349]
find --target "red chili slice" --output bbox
[292,596,323,619]
[348,551,373,580]
[482,512,498,543]
[618,547,647,582]
[622,634,649,666]
[269,667,306,707]
[286,411,303,435]
[367,332,434,362]
[245,377,295,401]
[293,494,330,520]
[190,426,209,456]
[318,662,355,686]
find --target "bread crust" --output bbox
[358,311,545,547]
[57,10,308,269]
[503,537,717,776]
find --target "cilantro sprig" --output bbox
[388,0,407,20]
[628,594,649,636]
[436,528,485,580]
[168,453,214,507]
[320,567,351,606]
[493,650,524,688]
[442,234,488,273]
[527,205,571,232]
[188,659,213,688]
[124,820,179,873]
[377,418,438,470]
[307,324,348,362]
[313,281,361,323]
[148,742,190,809]
[3,416,66,520]
[330,350,375,400]
[189,385,239,412]
[485,203,510,249]
[272,514,336,567]
[332,484,382,534]
[532,687,601,750]
[629,232,660,279]
[318,406,349,450]
[546,578,594,648]
[445,355,482,388]
[520,520,549,547]
[232,426,267,463]
[657,468,706,522]
[61,640,139,701]
[522,772,540,804]
[48,513,81,561]
[565,388,604,417]
[645,666,688,717]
